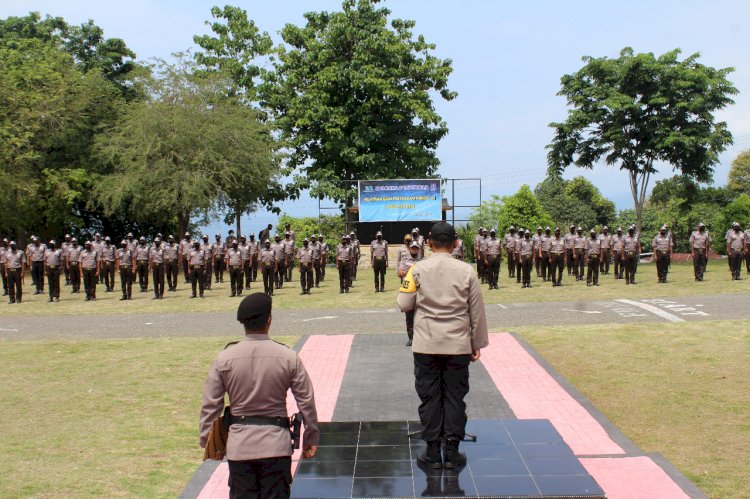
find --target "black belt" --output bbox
[229,265,241,269]
[192,265,204,269]
[7,268,20,272]
[120,265,131,268]
[229,415,289,428]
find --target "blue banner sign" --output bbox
[358,179,442,222]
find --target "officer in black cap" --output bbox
[200,293,320,498]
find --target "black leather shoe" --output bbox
[417,441,442,469]
[406,338,412,346]
[443,439,466,469]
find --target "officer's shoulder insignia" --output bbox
[400,265,417,293]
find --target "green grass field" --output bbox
[2,261,748,316]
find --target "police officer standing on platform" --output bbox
[539,227,551,282]
[213,234,226,284]
[599,227,612,274]
[283,232,295,283]
[397,221,489,470]
[199,293,319,499]
[573,227,586,281]
[612,227,624,279]
[201,235,214,291]
[116,240,134,300]
[271,235,286,289]
[336,235,352,293]
[370,231,388,292]
[5,241,25,304]
[399,241,421,346]
[44,240,63,302]
[689,223,710,281]
[248,233,260,283]
[564,225,576,277]
[519,230,535,288]
[309,235,322,288]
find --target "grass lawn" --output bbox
[517,320,750,499]
[2,261,748,316]
[0,335,297,498]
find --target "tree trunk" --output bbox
[177,210,190,239]
[235,203,242,238]
[628,169,651,236]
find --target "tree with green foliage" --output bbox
[534,176,613,229]
[547,47,736,234]
[471,186,553,233]
[262,0,456,224]
[728,149,750,195]
[94,54,280,237]
[721,194,750,236]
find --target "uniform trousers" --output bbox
[69,263,81,292]
[101,261,115,291]
[320,258,326,280]
[566,249,575,275]
[515,254,523,283]
[729,250,743,279]
[63,261,70,285]
[550,253,564,284]
[476,257,484,282]
[745,250,750,274]
[244,260,252,288]
[227,456,292,499]
[204,260,213,289]
[32,261,45,292]
[1,263,7,294]
[613,251,623,278]
[229,265,243,295]
[286,256,295,281]
[414,353,471,442]
[600,250,610,274]
[623,252,637,283]
[251,257,259,282]
[182,259,190,284]
[693,249,707,280]
[46,267,60,299]
[136,261,149,291]
[574,249,585,279]
[540,251,549,281]
[534,251,542,277]
[276,260,286,288]
[351,255,359,280]
[313,261,322,286]
[7,269,22,302]
[214,256,225,282]
[586,255,600,284]
[506,251,515,278]
[300,264,313,292]
[262,264,274,295]
[405,310,415,341]
[521,255,532,285]
[190,265,205,297]
[655,251,670,282]
[82,268,97,299]
[152,263,165,297]
[372,257,387,290]
[337,261,350,292]
[120,267,133,299]
[486,255,500,287]
[165,260,178,290]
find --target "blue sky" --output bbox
[3,0,749,234]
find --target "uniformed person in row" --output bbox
[395,235,412,278]
[532,227,543,278]
[611,227,624,279]
[573,227,587,281]
[213,234,227,284]
[478,228,489,283]
[98,237,115,292]
[585,229,601,286]
[282,232,295,283]
[397,221,489,470]
[335,235,352,293]
[689,223,710,281]
[135,237,150,292]
[503,226,516,279]
[0,239,8,296]
[726,222,746,280]
[199,293,319,499]
[652,226,672,283]
[28,236,47,294]
[744,222,750,275]
[398,241,421,346]
[564,224,577,276]
[248,233,260,283]
[519,230,535,288]
[271,235,286,289]
[413,227,426,258]
[163,235,179,292]
[622,226,640,284]
[92,233,104,284]
[5,241,25,304]
[149,237,166,299]
[548,227,565,286]
[44,240,63,302]
[66,238,82,293]
[344,234,354,288]
[126,233,138,285]
[80,241,99,301]
[180,232,193,284]
[297,238,314,295]
[200,235,214,291]
[309,235,322,288]
[116,240,134,300]
[259,239,277,296]
[514,228,524,283]
[370,231,389,292]
[452,235,465,260]
[350,231,361,281]
[599,227,613,274]
[473,227,484,281]
[188,241,208,298]
[238,236,251,288]
[318,234,329,281]
[61,234,72,285]
[484,229,502,290]
[538,227,552,282]
[225,239,244,297]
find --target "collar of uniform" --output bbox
[430,252,453,259]
[243,333,271,341]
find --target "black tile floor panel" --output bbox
[290,419,606,498]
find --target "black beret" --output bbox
[430,221,457,243]
[237,293,272,329]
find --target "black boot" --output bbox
[443,439,466,469]
[417,441,442,469]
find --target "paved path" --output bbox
[2,293,748,340]
[182,333,704,499]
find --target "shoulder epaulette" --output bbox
[223,341,239,350]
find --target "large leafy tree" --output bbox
[728,149,750,195]
[262,0,456,223]
[547,47,736,233]
[471,185,553,233]
[94,55,280,237]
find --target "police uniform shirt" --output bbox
[689,231,710,249]
[283,239,295,256]
[260,248,276,265]
[504,234,515,251]
[745,229,750,245]
[586,238,602,255]
[532,233,541,249]
[398,253,418,274]
[599,234,612,250]
[179,239,193,258]
[452,239,465,258]
[189,248,207,266]
[728,231,744,251]
[485,237,502,256]
[117,248,133,267]
[371,240,388,259]
[201,242,214,260]
[319,241,329,257]
[297,247,313,265]
[44,248,63,266]
[30,244,47,262]
[238,242,250,262]
[351,238,361,256]
[270,242,285,262]
[164,243,179,260]
[473,234,482,253]
[479,236,489,255]
[0,246,5,265]
[100,244,116,262]
[125,239,137,254]
[5,250,24,268]
[574,235,587,250]
[91,240,102,255]
[135,245,150,261]
[200,335,320,461]
[60,242,71,260]
[520,238,535,256]
[150,246,165,264]
[247,241,259,258]
[550,236,565,253]
[612,234,624,252]
[514,237,523,254]
[397,253,489,355]
[213,241,226,258]
[336,244,352,262]
[309,241,321,260]
[79,249,98,269]
[653,235,671,252]
[623,235,639,252]
[564,232,576,250]
[226,248,243,266]
[67,246,82,263]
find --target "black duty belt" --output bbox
[551,252,564,255]
[120,265,131,268]
[7,268,20,272]
[229,265,241,269]
[626,251,636,256]
[192,265,204,269]
[229,415,289,429]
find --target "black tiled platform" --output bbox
[290,419,606,498]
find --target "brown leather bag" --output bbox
[203,406,231,461]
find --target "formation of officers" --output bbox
[470,221,750,289]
